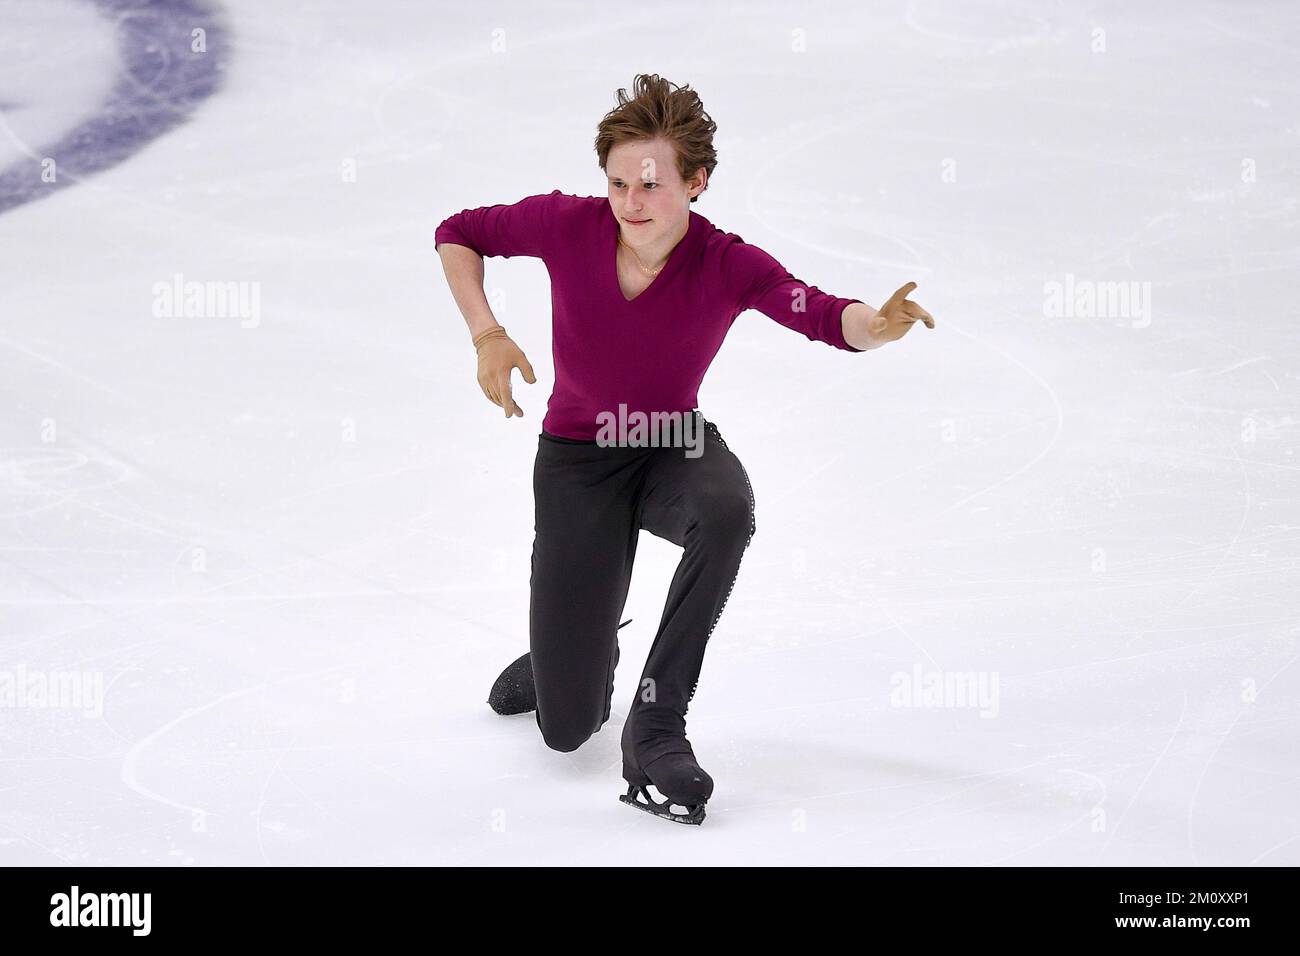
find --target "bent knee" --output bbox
[696,484,754,541]
[537,715,595,753]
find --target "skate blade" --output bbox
[619,785,706,825]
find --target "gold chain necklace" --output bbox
[618,233,668,277]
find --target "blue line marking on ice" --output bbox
[0,0,228,215]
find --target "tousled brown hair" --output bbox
[594,74,717,203]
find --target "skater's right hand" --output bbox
[473,325,536,418]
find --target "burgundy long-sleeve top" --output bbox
[435,190,864,440]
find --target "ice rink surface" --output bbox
[1,0,1297,864]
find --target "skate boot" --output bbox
[619,719,713,825]
[486,651,536,716]
[487,619,629,716]
[620,746,712,825]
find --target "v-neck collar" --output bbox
[608,207,699,305]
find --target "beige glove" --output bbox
[866,281,935,345]
[473,325,536,418]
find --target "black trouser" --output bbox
[529,411,755,767]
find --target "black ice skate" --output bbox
[486,651,535,715]
[486,619,630,716]
[619,745,713,826]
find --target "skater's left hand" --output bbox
[866,281,934,346]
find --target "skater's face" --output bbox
[606,137,706,247]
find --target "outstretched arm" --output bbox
[840,282,935,350]
[727,238,935,352]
